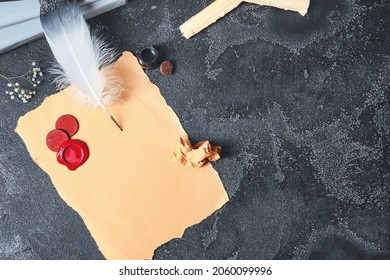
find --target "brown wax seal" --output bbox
[160,61,174,76]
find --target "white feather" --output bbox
[41,2,122,109]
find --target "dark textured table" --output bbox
[0,0,389,260]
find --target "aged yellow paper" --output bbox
[16,52,229,260]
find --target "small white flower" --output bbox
[1,60,41,103]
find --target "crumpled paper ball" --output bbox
[174,137,221,168]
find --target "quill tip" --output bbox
[110,115,123,131]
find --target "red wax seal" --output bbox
[55,114,79,137]
[56,140,89,171]
[46,129,70,152]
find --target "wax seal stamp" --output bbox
[56,139,89,171]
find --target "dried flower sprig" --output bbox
[0,61,44,103]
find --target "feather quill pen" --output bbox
[40,2,123,130]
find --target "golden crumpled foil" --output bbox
[174,137,221,168]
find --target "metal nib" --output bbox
[110,115,123,131]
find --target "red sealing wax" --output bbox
[56,140,89,171]
[55,114,79,137]
[46,129,70,152]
